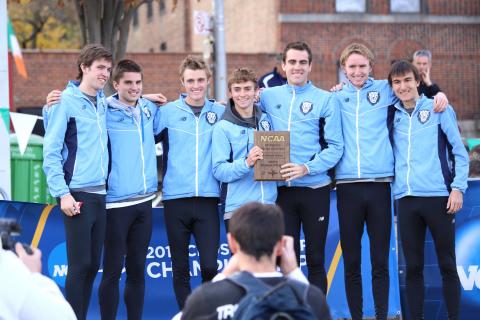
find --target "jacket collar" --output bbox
[66,80,105,100]
[222,99,262,128]
[343,77,374,92]
[285,81,314,94]
[177,93,216,114]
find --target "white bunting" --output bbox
[10,112,40,155]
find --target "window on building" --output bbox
[336,0,366,12]
[391,0,420,12]
[159,0,166,15]
[147,0,153,22]
[133,9,139,27]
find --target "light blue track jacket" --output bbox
[391,96,468,199]
[260,82,343,187]
[334,78,397,180]
[157,94,225,200]
[43,81,108,198]
[212,102,277,213]
[105,95,161,203]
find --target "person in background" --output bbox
[412,49,441,98]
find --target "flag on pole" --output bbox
[7,18,27,78]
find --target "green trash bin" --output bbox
[10,134,55,204]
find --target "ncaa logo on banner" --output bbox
[456,219,480,306]
[48,242,68,287]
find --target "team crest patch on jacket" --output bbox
[260,120,271,131]
[143,106,152,119]
[367,91,380,105]
[206,111,217,125]
[300,101,313,114]
[417,109,430,124]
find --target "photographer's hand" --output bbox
[221,253,241,277]
[279,235,298,275]
[16,243,42,273]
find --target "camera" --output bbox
[0,218,33,255]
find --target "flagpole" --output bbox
[0,0,12,200]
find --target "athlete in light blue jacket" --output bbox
[105,94,160,203]
[156,56,225,309]
[259,42,343,293]
[334,78,396,180]
[157,94,224,200]
[212,68,277,225]
[45,59,165,319]
[42,44,113,320]
[391,98,468,198]
[388,60,467,320]
[333,44,449,320]
[98,60,163,320]
[43,80,109,199]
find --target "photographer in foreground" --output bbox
[0,242,76,319]
[180,202,331,320]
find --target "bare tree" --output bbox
[73,0,178,62]
[8,0,80,49]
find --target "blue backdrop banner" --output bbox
[2,181,479,319]
[398,179,480,320]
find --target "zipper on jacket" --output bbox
[133,116,147,194]
[287,88,296,187]
[406,111,413,195]
[355,90,361,178]
[195,115,200,196]
[84,96,106,179]
[260,181,265,203]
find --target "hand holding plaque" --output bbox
[254,131,290,181]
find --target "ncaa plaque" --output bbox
[254,131,290,181]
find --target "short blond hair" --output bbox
[339,43,375,67]
[179,55,211,80]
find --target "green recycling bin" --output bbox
[10,134,55,204]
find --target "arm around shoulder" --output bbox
[440,106,469,193]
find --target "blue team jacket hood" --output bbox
[222,100,263,128]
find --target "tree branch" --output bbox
[73,0,86,45]
[115,4,136,61]
[83,0,102,43]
